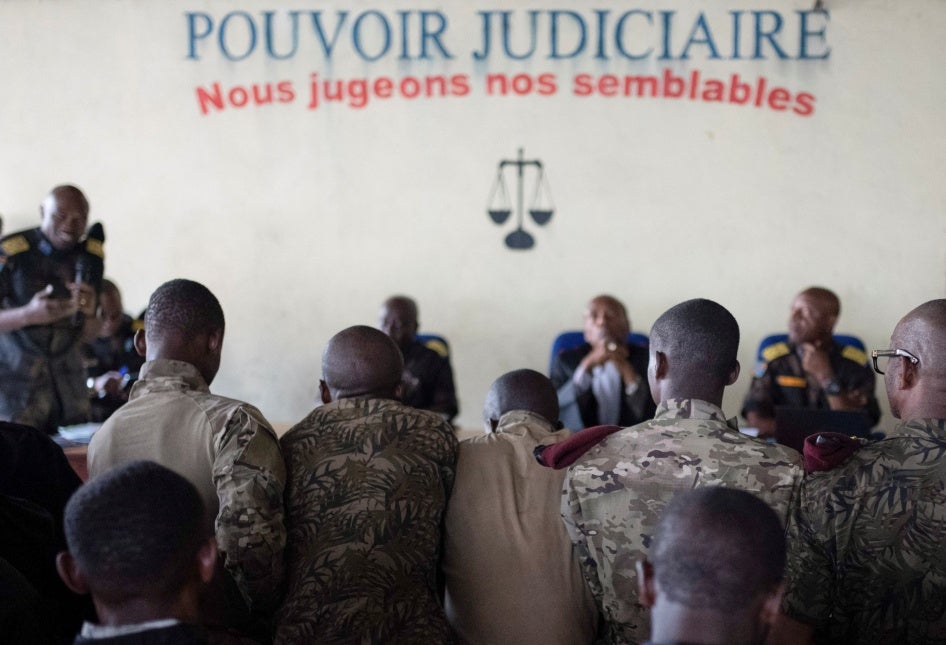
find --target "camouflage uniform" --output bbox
[276,396,458,644]
[563,398,803,644]
[87,359,286,615]
[783,418,946,644]
[741,339,880,425]
[0,228,100,432]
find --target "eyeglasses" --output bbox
[871,348,919,375]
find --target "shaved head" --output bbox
[483,369,559,430]
[886,300,946,420]
[893,300,946,379]
[322,325,404,400]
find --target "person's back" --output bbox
[442,370,597,644]
[276,325,457,643]
[780,299,946,644]
[564,299,802,644]
[86,279,286,625]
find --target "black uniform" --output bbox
[0,228,101,433]
[741,339,880,425]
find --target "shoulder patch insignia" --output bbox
[762,342,790,363]
[1,235,29,257]
[85,238,104,259]
[841,345,868,366]
[776,375,807,388]
[424,338,449,358]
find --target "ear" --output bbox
[207,327,223,354]
[56,551,90,596]
[319,379,332,405]
[726,360,741,386]
[394,381,405,402]
[635,558,657,608]
[653,351,669,381]
[758,583,785,628]
[133,328,147,357]
[197,538,218,585]
[900,359,920,390]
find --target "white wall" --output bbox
[1,0,943,431]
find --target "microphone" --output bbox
[72,222,106,328]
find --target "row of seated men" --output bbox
[2,271,945,644]
[0,186,874,441]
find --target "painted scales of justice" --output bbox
[486,148,555,250]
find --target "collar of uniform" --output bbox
[136,359,210,393]
[494,409,557,436]
[889,417,946,441]
[654,398,737,429]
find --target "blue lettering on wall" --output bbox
[185,7,830,63]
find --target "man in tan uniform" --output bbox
[88,279,285,632]
[443,369,598,644]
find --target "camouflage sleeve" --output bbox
[560,468,604,606]
[781,478,834,626]
[213,405,287,614]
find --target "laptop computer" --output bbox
[774,407,873,453]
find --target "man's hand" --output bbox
[93,371,126,399]
[69,282,97,319]
[799,342,833,383]
[22,284,75,326]
[579,340,639,384]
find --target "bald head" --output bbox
[379,296,419,351]
[322,325,404,401]
[885,299,946,420]
[483,369,559,432]
[40,184,89,251]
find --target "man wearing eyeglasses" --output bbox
[776,299,946,644]
[741,286,880,438]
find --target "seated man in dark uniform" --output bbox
[550,294,656,430]
[379,295,458,423]
[742,286,879,438]
[82,279,144,421]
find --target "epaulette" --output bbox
[424,338,449,358]
[841,345,868,366]
[131,318,144,333]
[83,237,104,259]
[0,235,30,258]
[762,341,791,363]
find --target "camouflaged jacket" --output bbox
[563,398,803,644]
[783,418,946,644]
[276,396,458,644]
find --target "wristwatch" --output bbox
[823,379,843,395]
